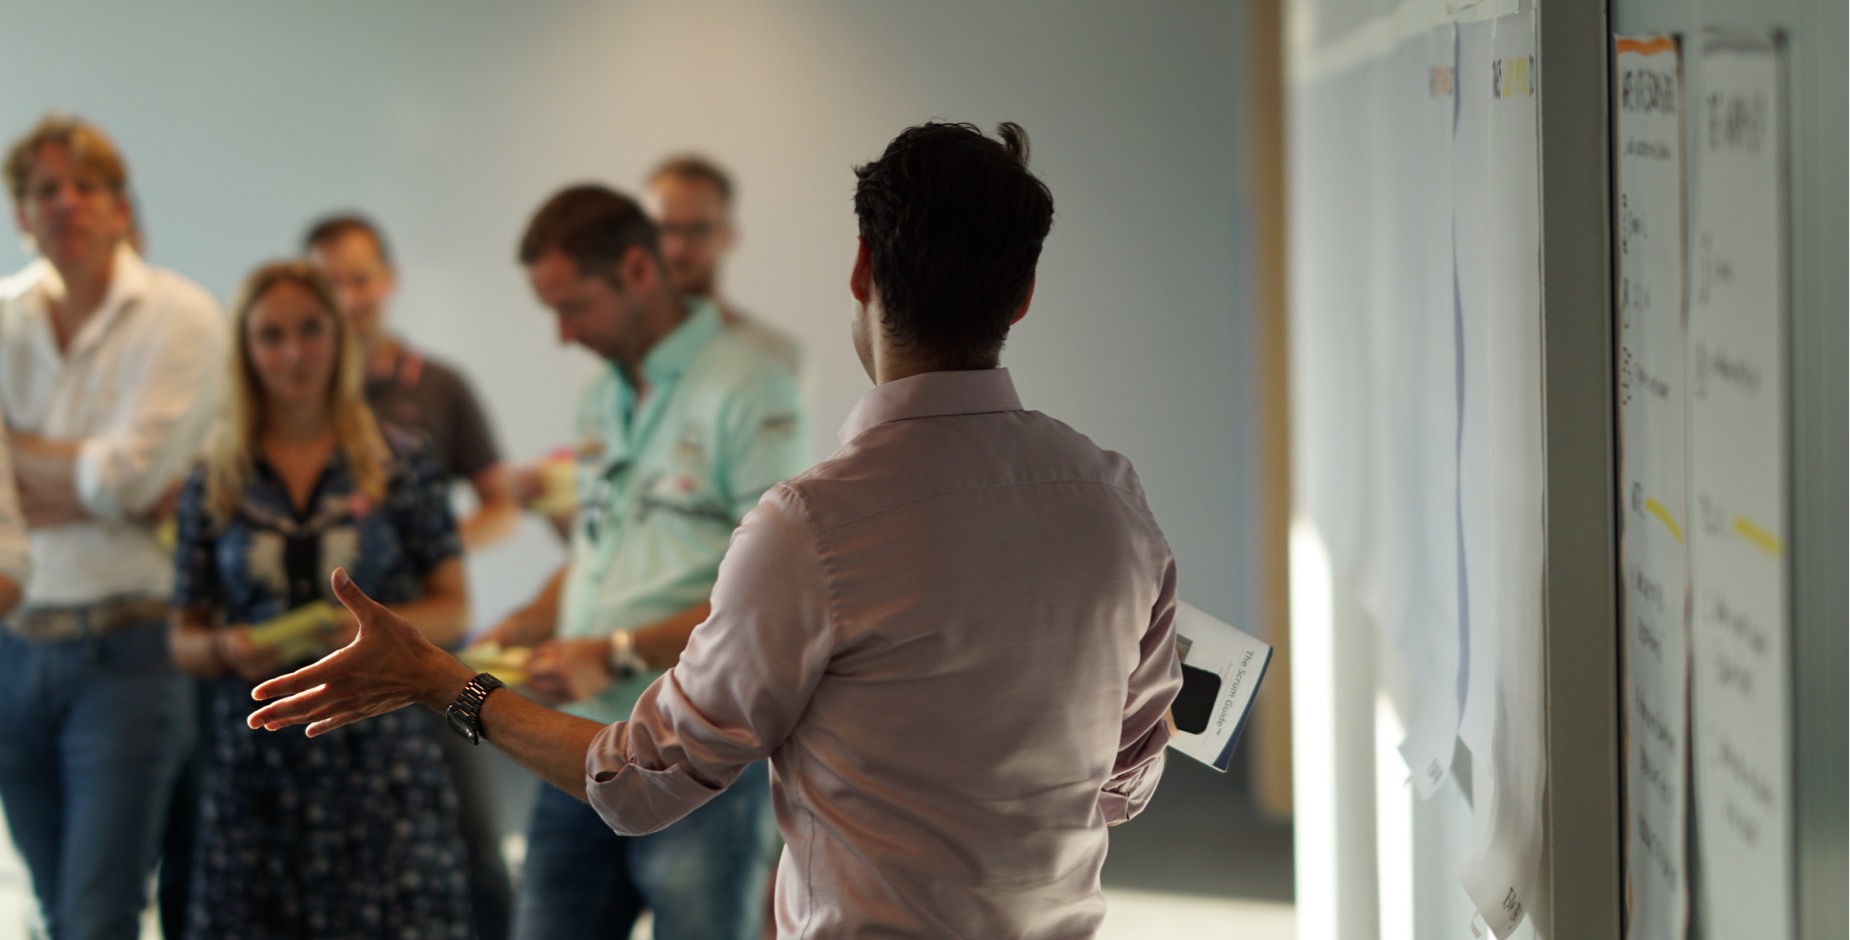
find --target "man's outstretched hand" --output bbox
[248,568,475,737]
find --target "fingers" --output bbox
[329,568,388,625]
[251,662,332,702]
[306,713,365,738]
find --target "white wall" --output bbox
[0,0,1254,636]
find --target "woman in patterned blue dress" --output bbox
[169,262,471,939]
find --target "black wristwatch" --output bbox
[445,672,505,746]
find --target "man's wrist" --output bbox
[423,653,481,712]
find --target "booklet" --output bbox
[1166,601,1273,772]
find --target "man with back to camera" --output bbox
[248,121,1182,938]
[0,114,225,939]
[473,182,803,938]
[302,212,523,940]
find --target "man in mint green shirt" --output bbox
[477,183,806,940]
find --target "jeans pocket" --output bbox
[98,619,179,673]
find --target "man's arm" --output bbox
[523,600,711,706]
[1099,554,1185,826]
[0,428,34,609]
[459,463,522,551]
[20,295,223,526]
[252,486,832,837]
[9,434,86,527]
[247,568,606,800]
[471,565,567,649]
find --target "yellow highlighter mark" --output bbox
[1732,516,1784,558]
[1644,497,1684,543]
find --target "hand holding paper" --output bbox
[1165,601,1273,772]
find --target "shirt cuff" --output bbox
[584,721,724,837]
[73,436,124,519]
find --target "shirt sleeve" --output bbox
[716,365,809,521]
[440,365,502,481]
[0,421,30,589]
[585,484,832,836]
[75,291,225,520]
[1098,551,1183,825]
[386,438,463,578]
[169,465,221,611]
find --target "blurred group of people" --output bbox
[0,114,803,939]
[0,109,1185,940]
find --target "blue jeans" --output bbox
[514,760,775,940]
[0,620,192,940]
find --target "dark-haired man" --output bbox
[473,183,802,939]
[305,215,519,550]
[250,123,1181,938]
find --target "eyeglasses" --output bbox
[658,220,721,242]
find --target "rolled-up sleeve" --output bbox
[75,293,224,520]
[586,484,832,836]
[0,423,30,588]
[1099,552,1183,825]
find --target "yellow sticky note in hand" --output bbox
[459,643,533,686]
[248,601,340,662]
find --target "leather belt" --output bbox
[5,597,169,643]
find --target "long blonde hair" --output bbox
[203,261,389,520]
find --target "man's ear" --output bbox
[621,244,658,295]
[850,236,874,305]
[1009,275,1036,326]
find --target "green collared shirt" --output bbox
[560,301,808,724]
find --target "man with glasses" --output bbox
[471,183,806,939]
[645,155,800,376]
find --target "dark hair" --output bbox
[303,213,393,267]
[649,154,734,209]
[853,121,1053,370]
[517,183,661,284]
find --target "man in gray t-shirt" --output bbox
[306,214,519,551]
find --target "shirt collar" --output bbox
[838,368,1023,444]
[23,242,152,346]
[618,299,722,392]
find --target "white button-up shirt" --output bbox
[585,368,1183,939]
[0,244,225,606]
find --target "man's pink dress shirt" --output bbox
[586,368,1182,938]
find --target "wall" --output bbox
[0,2,1264,673]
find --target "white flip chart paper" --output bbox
[1614,33,1692,940]
[1686,32,1791,940]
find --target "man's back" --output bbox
[776,370,1176,936]
[608,369,1180,938]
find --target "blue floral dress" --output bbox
[171,431,469,939]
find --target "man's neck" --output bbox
[364,333,404,377]
[614,294,691,394]
[47,251,117,345]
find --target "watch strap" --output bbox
[607,629,643,680]
[445,672,505,746]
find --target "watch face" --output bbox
[445,703,479,744]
